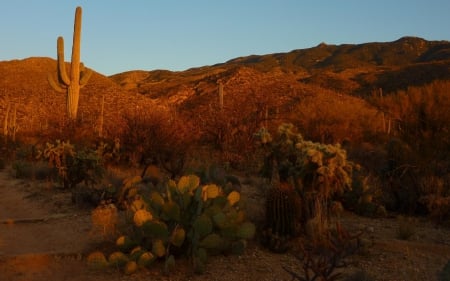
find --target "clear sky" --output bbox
[1,0,449,75]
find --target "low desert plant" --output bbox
[91,201,119,240]
[38,140,104,189]
[283,222,364,281]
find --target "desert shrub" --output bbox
[283,222,364,281]
[196,81,283,169]
[37,140,104,190]
[120,108,197,178]
[369,81,450,215]
[341,170,386,218]
[291,87,380,144]
[90,174,255,274]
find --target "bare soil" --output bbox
[1,168,450,281]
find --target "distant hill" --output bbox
[111,36,450,96]
[1,37,449,138]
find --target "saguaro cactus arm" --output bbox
[79,63,93,88]
[57,37,71,86]
[47,73,66,93]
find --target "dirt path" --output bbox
[0,169,110,281]
[1,167,450,281]
[0,169,95,257]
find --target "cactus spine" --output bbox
[48,6,92,120]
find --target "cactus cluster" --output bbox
[92,174,255,274]
[257,123,356,250]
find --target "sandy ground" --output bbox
[1,168,450,281]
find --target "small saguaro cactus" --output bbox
[48,6,92,120]
[218,82,224,111]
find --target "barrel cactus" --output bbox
[108,251,129,267]
[263,182,301,252]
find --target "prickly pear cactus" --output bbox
[100,174,255,274]
[86,251,109,270]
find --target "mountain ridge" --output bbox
[110,36,450,96]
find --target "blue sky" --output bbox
[1,0,449,75]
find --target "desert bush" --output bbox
[283,222,364,281]
[291,87,380,144]
[91,174,255,274]
[341,170,386,218]
[197,81,282,169]
[37,140,104,190]
[120,108,197,178]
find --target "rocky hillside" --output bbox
[0,57,157,139]
[1,37,449,139]
[111,36,450,97]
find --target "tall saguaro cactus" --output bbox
[48,6,92,120]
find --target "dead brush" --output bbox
[284,222,364,281]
